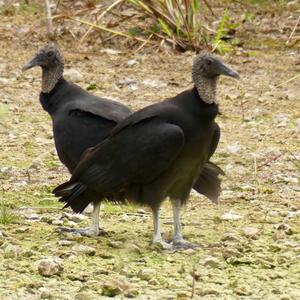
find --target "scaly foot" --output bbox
[172,238,198,250]
[57,226,107,237]
[152,238,173,250]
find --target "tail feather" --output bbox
[53,181,93,213]
[193,161,225,204]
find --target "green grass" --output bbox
[0,203,16,225]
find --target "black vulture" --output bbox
[22,44,132,236]
[23,45,225,238]
[53,53,239,249]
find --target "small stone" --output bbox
[138,268,156,281]
[226,143,241,154]
[127,59,137,66]
[221,233,241,242]
[25,213,40,220]
[234,285,252,296]
[202,256,220,268]
[52,219,63,226]
[64,68,83,82]
[70,214,86,223]
[273,114,290,126]
[0,78,9,85]
[242,227,260,238]
[39,287,54,299]
[14,227,29,233]
[182,248,195,255]
[221,212,243,221]
[101,280,123,297]
[66,221,77,228]
[222,248,241,260]
[109,241,123,249]
[71,244,96,256]
[38,258,63,277]
[148,278,160,285]
[124,287,139,298]
[137,208,146,214]
[3,244,21,258]
[58,240,72,246]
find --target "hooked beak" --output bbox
[22,55,41,72]
[219,63,240,80]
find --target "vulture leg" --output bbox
[57,201,106,236]
[75,201,106,236]
[171,199,196,249]
[152,206,172,249]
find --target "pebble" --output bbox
[138,268,156,281]
[226,143,241,154]
[201,256,221,268]
[101,280,124,297]
[273,114,290,126]
[71,244,96,256]
[39,287,54,299]
[0,77,9,85]
[14,227,29,233]
[220,212,243,221]
[37,258,63,277]
[127,59,138,66]
[58,240,72,246]
[3,244,21,258]
[182,248,195,255]
[66,221,77,228]
[52,219,63,226]
[242,226,260,238]
[70,214,86,223]
[109,241,123,249]
[74,292,94,300]
[64,68,83,82]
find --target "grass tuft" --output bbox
[0,203,16,225]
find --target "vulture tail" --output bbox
[193,161,225,204]
[53,181,94,214]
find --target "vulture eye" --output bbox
[206,59,212,65]
[47,51,54,57]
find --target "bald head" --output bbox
[22,44,64,71]
[22,44,65,93]
[192,53,240,104]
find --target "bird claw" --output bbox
[172,239,198,250]
[151,239,173,250]
[56,226,107,237]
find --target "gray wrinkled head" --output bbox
[192,53,240,104]
[192,53,240,80]
[22,44,64,71]
[22,44,64,93]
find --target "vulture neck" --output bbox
[192,72,218,105]
[41,64,64,94]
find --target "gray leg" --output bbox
[172,199,196,249]
[151,207,172,249]
[57,201,106,237]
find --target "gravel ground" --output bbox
[0,1,299,299]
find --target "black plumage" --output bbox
[53,53,239,248]
[22,44,132,236]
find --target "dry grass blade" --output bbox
[80,0,125,44]
[286,16,300,45]
[69,16,157,45]
[276,73,300,87]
